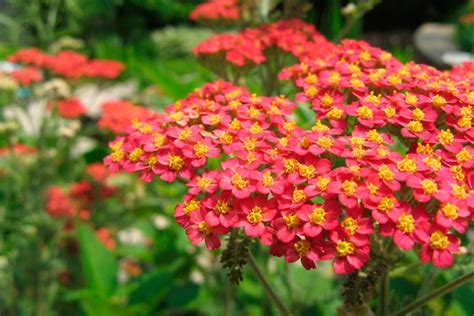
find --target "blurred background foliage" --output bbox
[0,0,473,315]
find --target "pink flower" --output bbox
[186,209,228,249]
[419,228,460,268]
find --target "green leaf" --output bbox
[127,259,184,308]
[76,223,118,297]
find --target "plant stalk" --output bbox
[377,271,389,316]
[392,271,474,316]
[248,254,292,316]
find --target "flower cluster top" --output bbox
[105,39,474,274]
[8,48,123,80]
[189,0,240,22]
[193,19,335,67]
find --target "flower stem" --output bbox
[392,271,474,316]
[377,271,389,316]
[248,254,292,316]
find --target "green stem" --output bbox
[248,254,292,316]
[392,271,474,316]
[377,271,389,316]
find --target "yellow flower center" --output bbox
[407,120,423,133]
[396,213,414,233]
[209,114,221,125]
[350,136,365,148]
[262,171,274,187]
[129,148,143,162]
[196,176,212,189]
[229,118,241,130]
[243,137,257,151]
[168,155,184,171]
[283,159,299,174]
[421,179,438,194]
[305,86,318,98]
[364,92,381,105]
[178,128,191,140]
[342,217,358,235]
[405,93,418,105]
[215,200,230,214]
[383,106,396,119]
[451,165,465,182]
[305,74,317,84]
[329,72,340,85]
[437,129,454,145]
[309,207,326,225]
[412,108,425,121]
[249,122,263,134]
[193,142,209,158]
[312,120,330,132]
[387,74,402,85]
[423,156,441,172]
[317,176,330,191]
[153,133,166,147]
[292,189,307,203]
[111,149,124,162]
[247,206,263,225]
[429,231,449,250]
[367,182,379,195]
[441,203,458,219]
[336,240,355,257]
[283,121,296,132]
[341,180,357,197]
[219,132,233,144]
[378,165,394,181]
[321,93,334,108]
[356,105,373,119]
[284,214,300,228]
[326,108,343,120]
[183,200,200,215]
[298,164,316,180]
[231,173,248,190]
[456,148,472,162]
[294,240,311,257]
[432,95,446,108]
[397,157,417,173]
[198,221,212,235]
[145,156,157,168]
[452,184,466,199]
[300,136,311,148]
[378,196,395,213]
[350,77,364,88]
[366,130,383,144]
[317,136,333,148]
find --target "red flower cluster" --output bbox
[193,19,335,67]
[189,0,240,22]
[449,61,474,82]
[10,67,43,86]
[0,144,37,156]
[8,48,123,79]
[50,97,87,119]
[105,39,474,274]
[98,100,153,134]
[46,163,116,221]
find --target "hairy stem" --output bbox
[248,254,292,316]
[392,271,474,316]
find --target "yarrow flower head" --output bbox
[105,38,474,274]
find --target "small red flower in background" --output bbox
[98,100,152,134]
[55,98,87,119]
[189,0,240,22]
[96,228,116,250]
[10,67,42,86]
